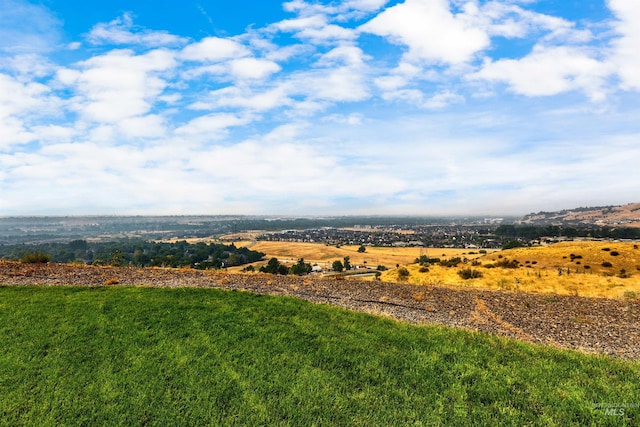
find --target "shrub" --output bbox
[610,251,620,256]
[414,255,440,265]
[457,268,483,280]
[396,267,410,281]
[618,269,631,279]
[623,290,638,299]
[495,258,519,269]
[439,257,462,267]
[20,251,51,263]
[601,261,613,268]
[418,266,429,273]
[602,247,611,251]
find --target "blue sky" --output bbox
[1,0,639,216]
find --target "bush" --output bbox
[396,267,410,281]
[439,257,462,267]
[601,261,613,268]
[20,251,51,263]
[610,251,620,256]
[618,269,631,279]
[458,268,483,280]
[495,258,519,269]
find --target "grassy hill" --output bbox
[1,286,639,425]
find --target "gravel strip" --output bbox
[2,261,639,360]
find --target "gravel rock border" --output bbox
[2,261,639,360]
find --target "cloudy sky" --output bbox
[1,0,639,216]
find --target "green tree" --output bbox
[290,258,312,275]
[260,258,281,274]
[260,258,289,275]
[332,260,344,272]
[343,256,351,271]
[357,245,366,253]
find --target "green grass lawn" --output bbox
[0,286,638,426]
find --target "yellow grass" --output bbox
[219,240,640,299]
[238,241,491,270]
[377,241,640,299]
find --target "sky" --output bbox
[1,0,639,217]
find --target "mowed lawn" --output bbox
[1,286,639,426]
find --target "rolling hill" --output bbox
[519,202,640,227]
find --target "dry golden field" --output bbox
[237,241,491,270]
[378,241,640,299]
[235,240,640,299]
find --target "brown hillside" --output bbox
[520,202,640,227]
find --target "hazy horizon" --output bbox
[2,1,639,216]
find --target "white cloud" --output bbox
[57,49,176,123]
[200,86,292,112]
[472,45,611,100]
[271,14,356,43]
[228,57,281,80]
[174,113,252,139]
[608,0,640,90]
[0,0,61,53]
[0,74,52,118]
[0,73,58,148]
[32,124,76,142]
[289,67,371,102]
[283,45,371,103]
[360,0,490,65]
[315,45,368,67]
[118,114,166,139]
[86,13,187,47]
[283,0,388,20]
[3,54,55,79]
[179,37,250,62]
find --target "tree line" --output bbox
[0,238,265,269]
[495,225,640,241]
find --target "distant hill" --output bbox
[518,202,640,227]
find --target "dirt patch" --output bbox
[1,260,638,360]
